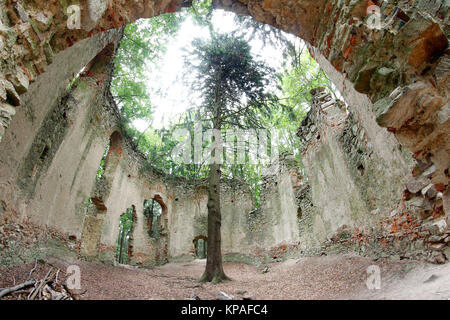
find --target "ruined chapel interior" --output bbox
[0,0,449,300]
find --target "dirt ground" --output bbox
[1,253,449,300]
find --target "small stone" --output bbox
[437,102,449,125]
[413,239,425,250]
[443,247,450,260]
[378,67,395,76]
[0,79,20,106]
[0,102,16,119]
[423,274,439,283]
[427,235,447,243]
[34,12,53,32]
[406,196,432,219]
[389,86,404,100]
[412,164,423,177]
[406,176,430,194]
[430,243,446,250]
[422,164,436,178]
[6,67,29,95]
[359,129,365,140]
[427,251,446,264]
[0,25,18,47]
[13,3,29,22]
[390,208,399,217]
[388,254,401,261]
[218,291,234,300]
[433,220,448,233]
[421,184,437,199]
[421,223,442,235]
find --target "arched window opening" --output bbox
[115,205,136,264]
[143,198,163,240]
[96,145,109,182]
[85,133,121,216]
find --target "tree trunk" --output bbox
[200,161,230,283]
[200,105,230,283]
[118,226,125,264]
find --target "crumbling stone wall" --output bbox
[0,29,122,228]
[296,87,450,263]
[297,88,372,250]
[1,53,334,266]
[0,26,258,267]
[245,154,302,249]
[167,179,255,262]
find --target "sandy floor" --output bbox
[1,253,449,300]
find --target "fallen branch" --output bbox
[0,280,36,298]
[27,259,38,281]
[29,268,53,300]
[55,269,60,284]
[1,263,77,300]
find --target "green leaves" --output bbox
[111,1,214,139]
[189,0,213,26]
[185,32,277,129]
[109,5,335,207]
[281,44,332,108]
[111,14,183,133]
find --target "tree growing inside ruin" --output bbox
[109,3,327,198]
[185,33,276,283]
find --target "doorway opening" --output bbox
[115,205,136,264]
[193,235,208,259]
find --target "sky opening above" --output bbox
[134,9,299,131]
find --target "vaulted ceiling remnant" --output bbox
[1,0,448,187]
